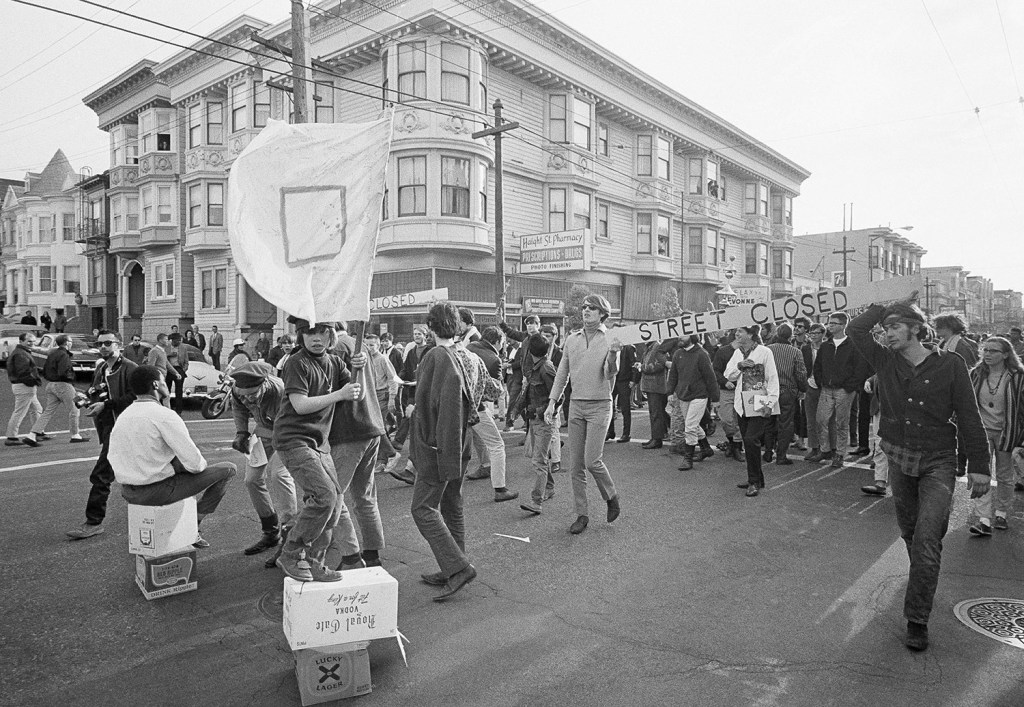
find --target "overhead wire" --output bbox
[0,0,269,135]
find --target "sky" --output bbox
[2,0,1022,291]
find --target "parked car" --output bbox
[30,334,102,375]
[1,325,45,368]
[183,359,222,400]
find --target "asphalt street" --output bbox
[1,378,1023,707]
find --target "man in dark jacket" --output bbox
[5,331,43,447]
[20,310,36,326]
[767,324,808,464]
[123,334,150,366]
[499,315,540,426]
[607,324,639,443]
[31,334,89,444]
[389,325,434,484]
[812,313,869,468]
[667,335,720,470]
[849,294,990,652]
[66,331,138,540]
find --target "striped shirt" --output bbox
[767,343,808,392]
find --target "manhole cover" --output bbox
[257,589,284,623]
[954,598,1024,649]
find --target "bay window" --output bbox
[153,261,175,299]
[62,213,75,241]
[207,102,223,145]
[477,162,488,221]
[745,242,757,274]
[688,158,703,194]
[397,156,426,216]
[188,185,201,227]
[598,124,609,156]
[549,95,567,144]
[397,42,427,100]
[188,104,201,148]
[636,213,652,254]
[688,226,703,264]
[126,195,139,231]
[760,243,769,275]
[157,186,173,224]
[548,188,566,232]
[141,187,153,226]
[573,191,591,230]
[656,214,670,257]
[254,83,271,128]
[231,84,248,132]
[572,97,591,149]
[656,137,670,180]
[208,183,224,226]
[440,157,470,218]
[441,43,470,104]
[112,198,124,233]
[636,135,652,176]
[63,265,80,295]
[707,228,719,265]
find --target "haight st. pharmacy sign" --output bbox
[519,229,592,274]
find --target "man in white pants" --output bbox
[31,334,88,443]
[466,326,518,502]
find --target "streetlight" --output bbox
[715,255,738,308]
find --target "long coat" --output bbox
[411,346,472,482]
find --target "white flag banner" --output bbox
[228,112,394,323]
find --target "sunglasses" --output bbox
[581,304,599,311]
[97,340,117,346]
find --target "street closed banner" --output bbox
[227,112,394,323]
[611,275,923,346]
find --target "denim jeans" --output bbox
[718,388,739,438]
[278,446,342,562]
[31,381,80,436]
[121,461,236,517]
[411,436,471,577]
[817,387,855,454]
[528,417,556,504]
[972,430,1015,520]
[886,447,957,625]
[6,383,41,438]
[325,436,386,567]
[568,399,617,517]
[244,441,298,526]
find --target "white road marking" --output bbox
[494,533,531,543]
[0,457,98,473]
[1,416,234,441]
[769,466,829,490]
[858,498,886,514]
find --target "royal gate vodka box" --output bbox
[127,496,198,557]
[283,567,398,650]
[134,549,197,600]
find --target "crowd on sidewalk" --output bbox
[5,293,1023,651]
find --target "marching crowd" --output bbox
[4,292,1024,649]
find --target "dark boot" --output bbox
[732,441,746,463]
[677,444,694,471]
[245,514,280,555]
[696,437,715,461]
[776,440,793,465]
[723,437,736,460]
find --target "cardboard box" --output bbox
[135,549,197,601]
[127,496,198,557]
[293,644,371,705]
[283,567,399,650]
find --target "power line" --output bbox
[0,0,147,92]
[993,0,1024,112]
[0,0,267,136]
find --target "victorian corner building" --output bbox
[71,0,809,341]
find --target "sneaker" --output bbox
[21,436,39,448]
[861,484,887,496]
[276,550,315,582]
[69,436,90,443]
[905,621,929,651]
[993,516,1008,531]
[36,432,52,441]
[66,523,104,540]
[830,453,844,469]
[745,484,760,497]
[969,520,993,537]
[308,561,344,583]
[340,558,367,571]
[494,489,519,502]
[192,534,210,549]
[520,500,542,515]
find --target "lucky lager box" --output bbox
[127,496,198,557]
[135,549,197,600]
[293,643,371,705]
[283,567,399,650]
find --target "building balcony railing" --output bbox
[76,219,109,247]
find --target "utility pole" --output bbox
[290,0,312,124]
[472,100,520,326]
[923,277,936,314]
[832,234,855,287]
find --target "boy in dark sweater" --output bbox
[667,335,721,470]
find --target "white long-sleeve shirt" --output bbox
[724,344,780,417]
[109,398,208,486]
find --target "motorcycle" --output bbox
[201,373,233,419]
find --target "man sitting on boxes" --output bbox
[109,365,237,548]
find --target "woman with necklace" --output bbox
[967,336,1024,535]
